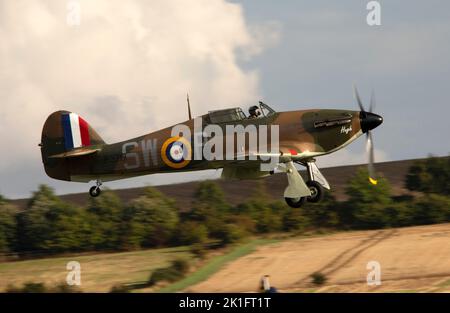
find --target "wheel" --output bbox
[306,180,324,203]
[285,196,306,208]
[89,186,101,197]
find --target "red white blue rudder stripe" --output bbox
[61,113,91,150]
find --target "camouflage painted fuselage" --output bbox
[41,109,363,183]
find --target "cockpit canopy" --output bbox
[207,101,276,124]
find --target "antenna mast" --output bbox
[187,93,192,120]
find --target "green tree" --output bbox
[120,187,179,249]
[230,182,284,233]
[227,214,256,234]
[17,185,61,252]
[301,193,339,229]
[230,182,293,234]
[343,168,393,229]
[192,181,230,213]
[26,185,61,208]
[406,161,430,192]
[17,185,87,253]
[238,199,284,233]
[406,156,450,195]
[86,190,123,250]
[221,224,246,244]
[411,194,450,225]
[381,202,415,227]
[283,207,309,232]
[177,221,208,245]
[187,181,231,240]
[45,205,89,252]
[0,200,18,253]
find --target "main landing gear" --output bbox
[283,159,330,208]
[89,180,102,197]
[285,180,324,208]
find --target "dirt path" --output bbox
[294,229,397,286]
[187,224,450,292]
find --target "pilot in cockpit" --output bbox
[248,105,261,119]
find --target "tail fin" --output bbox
[40,111,105,181]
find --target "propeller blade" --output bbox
[353,84,365,112]
[366,131,377,185]
[369,89,376,113]
[354,85,380,185]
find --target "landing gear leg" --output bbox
[89,180,102,197]
[282,161,311,208]
[297,159,330,203]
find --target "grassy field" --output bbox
[157,239,279,292]
[0,246,192,292]
[0,239,278,293]
[188,224,450,293]
[2,224,450,293]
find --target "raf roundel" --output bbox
[161,137,192,169]
[169,143,184,162]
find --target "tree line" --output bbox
[0,156,449,257]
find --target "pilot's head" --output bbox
[249,105,261,117]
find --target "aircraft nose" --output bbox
[360,111,383,133]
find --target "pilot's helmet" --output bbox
[249,105,259,116]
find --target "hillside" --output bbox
[11,158,423,210]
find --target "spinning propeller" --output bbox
[353,84,383,185]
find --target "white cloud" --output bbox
[0,0,280,174]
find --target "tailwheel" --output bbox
[89,186,101,197]
[285,196,306,208]
[306,180,324,203]
[89,180,102,197]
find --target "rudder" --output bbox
[40,111,105,181]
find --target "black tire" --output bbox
[306,181,324,203]
[89,186,101,197]
[285,196,306,208]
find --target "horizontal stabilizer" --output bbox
[48,147,100,159]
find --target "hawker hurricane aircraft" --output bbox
[40,86,383,207]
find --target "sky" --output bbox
[0,0,449,198]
